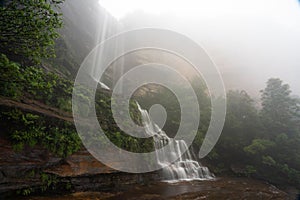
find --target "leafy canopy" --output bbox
[260,78,300,135]
[0,0,64,64]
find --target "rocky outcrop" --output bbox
[0,138,159,198]
[44,150,115,177]
[0,139,60,195]
[0,97,73,122]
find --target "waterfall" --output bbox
[136,103,214,181]
[99,81,110,90]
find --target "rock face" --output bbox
[0,138,159,198]
[56,0,120,78]
[44,150,115,177]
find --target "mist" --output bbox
[2,0,300,198]
[100,0,300,97]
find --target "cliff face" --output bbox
[47,0,120,78]
[0,138,159,197]
[61,0,119,59]
[0,1,160,197]
[0,85,155,197]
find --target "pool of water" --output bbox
[23,177,290,200]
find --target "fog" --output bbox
[99,0,300,97]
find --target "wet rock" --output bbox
[24,178,288,200]
[0,138,159,197]
[0,171,5,183]
[44,149,115,177]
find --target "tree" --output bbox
[260,78,299,136]
[259,78,300,175]
[215,90,260,163]
[224,90,260,144]
[0,0,64,64]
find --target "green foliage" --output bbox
[260,78,300,136]
[245,165,257,176]
[16,170,72,196]
[40,173,58,192]
[244,139,275,155]
[0,107,81,157]
[17,187,34,196]
[0,54,73,111]
[207,79,300,188]
[0,54,23,98]
[1,53,153,155]
[262,155,276,166]
[0,0,64,64]
[44,126,81,157]
[95,91,154,153]
[22,66,54,98]
[207,90,261,171]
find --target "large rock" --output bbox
[44,150,115,177]
[0,138,159,197]
[0,139,61,181]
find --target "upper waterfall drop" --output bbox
[136,102,214,181]
[99,81,110,90]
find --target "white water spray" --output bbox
[137,103,214,181]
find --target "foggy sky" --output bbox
[100,0,300,97]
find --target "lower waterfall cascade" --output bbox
[137,103,214,181]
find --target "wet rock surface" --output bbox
[0,139,293,200]
[0,139,159,197]
[23,178,289,200]
[0,139,61,195]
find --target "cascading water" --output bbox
[137,103,214,181]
